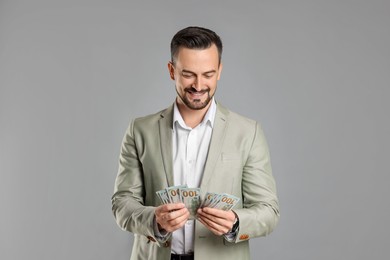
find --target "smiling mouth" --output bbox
[186,88,209,96]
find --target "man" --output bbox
[112,26,279,260]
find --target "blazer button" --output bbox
[239,234,249,240]
[147,236,156,243]
[163,241,171,247]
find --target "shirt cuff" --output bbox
[223,227,239,242]
[153,217,170,242]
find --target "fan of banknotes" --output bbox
[156,185,240,219]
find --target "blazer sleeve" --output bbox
[233,122,280,242]
[111,120,157,241]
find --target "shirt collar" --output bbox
[173,97,217,129]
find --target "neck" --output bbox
[176,98,212,128]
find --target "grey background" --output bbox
[0,0,389,259]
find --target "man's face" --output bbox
[168,44,222,110]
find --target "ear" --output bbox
[217,62,223,80]
[167,62,175,80]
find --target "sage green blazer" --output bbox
[112,103,279,260]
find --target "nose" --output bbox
[192,77,203,91]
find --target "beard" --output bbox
[176,86,214,110]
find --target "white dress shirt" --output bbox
[171,98,216,254]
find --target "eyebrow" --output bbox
[182,69,217,75]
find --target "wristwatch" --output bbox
[231,215,239,232]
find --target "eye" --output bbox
[204,73,215,79]
[182,73,194,78]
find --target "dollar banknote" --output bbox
[211,193,240,211]
[156,189,170,204]
[156,186,240,217]
[180,188,201,219]
[166,185,187,203]
[200,192,219,208]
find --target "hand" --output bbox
[197,207,236,236]
[155,203,190,233]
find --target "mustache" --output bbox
[185,87,210,94]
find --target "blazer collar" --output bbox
[200,103,229,189]
[158,104,174,187]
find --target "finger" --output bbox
[201,207,229,218]
[156,203,186,215]
[156,207,186,231]
[197,208,225,222]
[198,209,234,234]
[165,207,189,221]
[197,216,226,236]
[199,208,235,223]
[157,207,188,223]
[168,210,190,227]
[157,207,187,228]
[198,213,231,231]
[163,209,190,232]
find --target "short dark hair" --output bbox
[170,26,223,65]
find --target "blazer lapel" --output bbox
[159,105,174,187]
[200,103,229,190]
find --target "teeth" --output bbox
[190,93,204,96]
